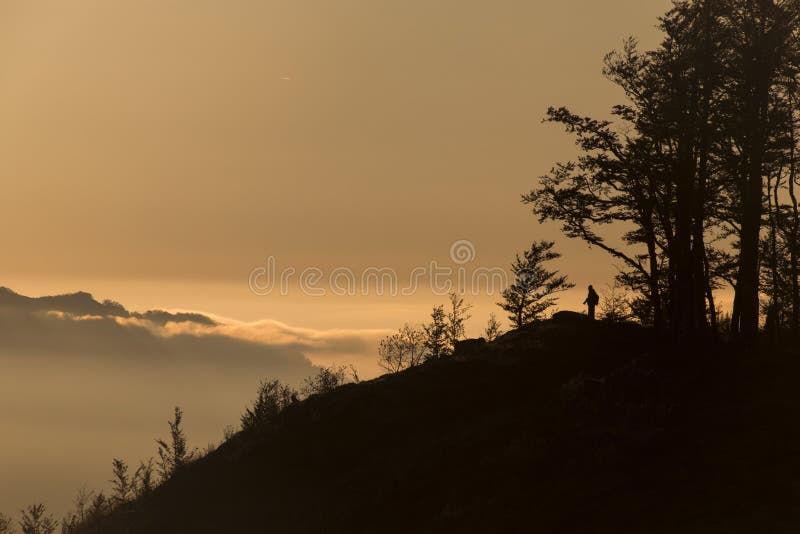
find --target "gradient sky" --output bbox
[0,0,686,517]
[0,0,674,331]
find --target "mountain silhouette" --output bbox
[0,286,216,325]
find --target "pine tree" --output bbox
[423,305,449,359]
[19,504,56,534]
[484,313,503,341]
[499,241,574,328]
[110,458,132,504]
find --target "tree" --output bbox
[423,305,449,358]
[241,379,297,431]
[484,313,503,341]
[720,0,799,339]
[301,365,350,397]
[86,493,111,524]
[499,241,574,328]
[0,513,14,534]
[445,293,472,349]
[599,282,631,322]
[61,488,94,534]
[133,459,156,497]
[19,504,56,534]
[109,458,132,504]
[527,0,800,340]
[156,406,195,481]
[378,324,426,373]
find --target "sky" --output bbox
[0,0,673,327]
[0,0,677,517]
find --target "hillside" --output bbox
[93,313,800,533]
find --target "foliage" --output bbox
[423,305,450,358]
[445,293,472,348]
[499,241,574,328]
[19,504,56,534]
[301,365,351,397]
[378,324,426,373]
[133,459,156,498]
[599,282,631,322]
[241,379,297,431]
[109,459,132,504]
[526,0,800,339]
[484,313,503,342]
[156,406,195,481]
[0,513,13,534]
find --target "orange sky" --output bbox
[0,0,700,517]
[0,0,675,332]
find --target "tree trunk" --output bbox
[788,92,800,337]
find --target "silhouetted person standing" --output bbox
[584,285,599,320]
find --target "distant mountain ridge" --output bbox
[0,286,216,326]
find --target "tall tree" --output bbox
[722,0,799,339]
[530,0,800,340]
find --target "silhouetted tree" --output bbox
[133,459,156,498]
[301,365,350,397]
[484,313,503,341]
[423,305,449,358]
[156,407,194,481]
[19,504,56,534]
[109,458,132,505]
[499,241,574,328]
[61,487,94,533]
[378,324,426,373]
[599,282,631,322]
[241,379,296,431]
[528,0,800,340]
[0,513,14,534]
[445,292,472,349]
[86,494,111,525]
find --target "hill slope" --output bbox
[97,313,800,533]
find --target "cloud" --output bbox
[0,288,389,517]
[0,287,390,379]
[164,317,390,363]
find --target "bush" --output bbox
[241,380,297,432]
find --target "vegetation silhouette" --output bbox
[527,0,800,341]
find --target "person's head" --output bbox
[588,285,594,290]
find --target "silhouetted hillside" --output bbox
[90,313,800,533]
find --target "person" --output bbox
[584,285,599,320]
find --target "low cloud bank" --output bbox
[0,287,388,518]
